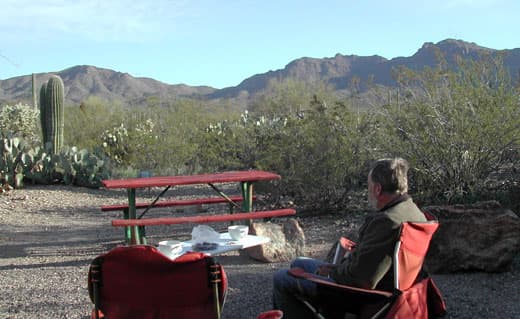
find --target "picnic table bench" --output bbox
[101,195,254,219]
[101,170,295,245]
[111,208,296,227]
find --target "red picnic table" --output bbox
[102,170,294,245]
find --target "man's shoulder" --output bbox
[384,198,426,222]
[363,212,399,231]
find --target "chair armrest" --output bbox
[288,268,393,299]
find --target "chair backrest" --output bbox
[88,246,227,319]
[393,221,439,291]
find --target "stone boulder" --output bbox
[423,201,520,273]
[245,218,305,263]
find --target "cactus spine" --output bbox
[39,75,64,154]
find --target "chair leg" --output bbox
[90,262,102,319]
[92,285,101,319]
[213,283,222,319]
[208,258,223,319]
[294,295,326,319]
[368,301,392,319]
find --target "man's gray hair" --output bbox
[370,158,409,194]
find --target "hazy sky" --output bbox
[1,0,519,88]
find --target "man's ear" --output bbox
[374,183,382,196]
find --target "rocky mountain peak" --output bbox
[1,39,519,108]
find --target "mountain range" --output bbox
[1,39,519,108]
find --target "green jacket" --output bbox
[330,195,426,290]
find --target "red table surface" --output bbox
[102,170,281,189]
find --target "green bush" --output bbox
[376,55,520,204]
[196,93,376,211]
[0,103,40,144]
[267,101,374,211]
[100,123,131,166]
[95,100,216,175]
[65,97,126,150]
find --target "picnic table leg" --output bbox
[127,188,145,245]
[240,182,253,212]
[123,208,131,243]
[240,182,254,225]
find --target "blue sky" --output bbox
[1,0,519,89]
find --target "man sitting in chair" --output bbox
[272,157,427,318]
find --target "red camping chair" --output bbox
[88,246,227,319]
[289,221,446,319]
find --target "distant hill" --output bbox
[1,39,520,108]
[0,65,216,106]
[214,39,520,99]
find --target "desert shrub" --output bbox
[249,78,329,117]
[197,93,376,211]
[65,97,127,150]
[376,55,520,204]
[93,99,219,175]
[266,100,375,211]
[142,100,217,175]
[196,116,243,171]
[0,103,40,144]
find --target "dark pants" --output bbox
[272,257,332,319]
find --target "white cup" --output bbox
[158,240,182,256]
[228,225,249,240]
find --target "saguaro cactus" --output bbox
[39,75,64,154]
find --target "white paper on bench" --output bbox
[158,233,270,259]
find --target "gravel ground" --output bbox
[0,185,518,319]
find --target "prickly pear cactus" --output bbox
[39,75,64,154]
[0,134,32,189]
[25,146,54,185]
[58,146,110,188]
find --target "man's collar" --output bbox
[378,193,411,212]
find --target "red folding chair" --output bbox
[88,246,227,319]
[289,221,446,319]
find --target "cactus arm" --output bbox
[32,73,37,110]
[39,84,47,147]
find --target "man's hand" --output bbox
[339,237,356,251]
[315,264,337,277]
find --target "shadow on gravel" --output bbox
[0,237,122,259]
[0,258,93,271]
[222,266,276,319]
[22,183,243,201]
[0,224,124,266]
